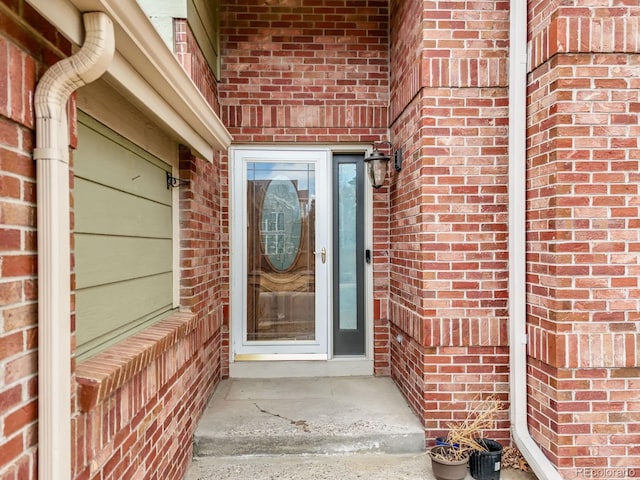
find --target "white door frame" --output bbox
[229,145,375,376]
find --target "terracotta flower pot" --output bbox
[429,446,469,480]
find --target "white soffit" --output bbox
[27,0,232,161]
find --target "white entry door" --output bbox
[231,148,331,359]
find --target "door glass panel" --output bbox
[337,164,358,330]
[333,154,365,356]
[246,162,316,342]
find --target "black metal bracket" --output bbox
[166,172,189,189]
[394,147,403,172]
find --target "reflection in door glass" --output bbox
[338,164,358,330]
[261,178,302,270]
[246,162,316,342]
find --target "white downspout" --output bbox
[34,12,114,480]
[507,0,564,479]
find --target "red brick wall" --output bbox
[527,2,640,477]
[372,179,392,375]
[219,0,389,143]
[388,0,511,444]
[0,2,226,479]
[0,1,68,477]
[72,314,222,480]
[174,19,220,114]
[174,18,231,376]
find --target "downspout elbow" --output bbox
[34,12,115,162]
[35,11,114,480]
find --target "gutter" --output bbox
[507,1,564,479]
[34,12,114,480]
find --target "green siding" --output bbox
[75,112,174,361]
[75,178,172,238]
[188,0,220,79]
[75,235,172,288]
[75,273,173,347]
[74,115,172,205]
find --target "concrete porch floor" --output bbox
[184,376,538,480]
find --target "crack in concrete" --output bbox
[254,403,311,432]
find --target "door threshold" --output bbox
[229,358,373,378]
[234,353,328,361]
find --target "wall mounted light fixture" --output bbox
[364,140,401,189]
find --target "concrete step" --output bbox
[192,377,426,457]
[184,453,540,480]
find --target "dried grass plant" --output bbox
[430,395,504,463]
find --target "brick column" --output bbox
[388,0,510,444]
[527,3,640,476]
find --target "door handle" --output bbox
[314,247,327,264]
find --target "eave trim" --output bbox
[28,0,232,160]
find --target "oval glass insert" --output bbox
[261,176,302,271]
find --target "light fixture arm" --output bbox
[373,140,393,151]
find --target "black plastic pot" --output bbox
[469,439,503,480]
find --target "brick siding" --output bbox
[72,313,222,480]
[388,0,510,445]
[527,1,640,476]
[219,0,389,144]
[174,19,220,114]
